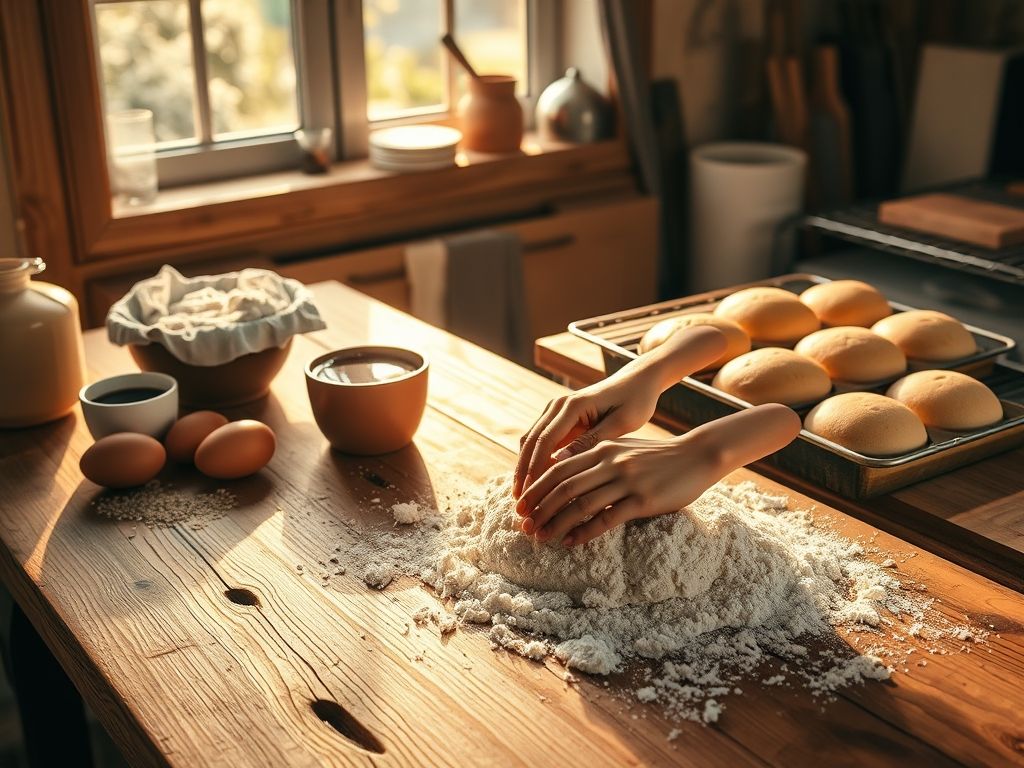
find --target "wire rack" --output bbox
[803,181,1024,285]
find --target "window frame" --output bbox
[90,0,556,187]
[91,0,334,187]
[24,0,629,277]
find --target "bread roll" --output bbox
[712,348,832,406]
[638,313,751,370]
[794,326,906,383]
[871,310,976,361]
[799,280,892,327]
[713,286,820,344]
[804,392,928,456]
[886,370,1003,430]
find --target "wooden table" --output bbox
[2,281,1023,767]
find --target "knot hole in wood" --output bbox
[310,699,386,754]
[223,587,260,607]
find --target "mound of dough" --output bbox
[445,476,776,610]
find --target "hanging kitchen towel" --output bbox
[445,229,530,365]
[403,239,448,328]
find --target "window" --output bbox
[89,0,555,189]
[363,0,530,123]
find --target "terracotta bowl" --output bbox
[129,339,292,409]
[305,346,429,455]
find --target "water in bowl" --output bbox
[312,355,416,385]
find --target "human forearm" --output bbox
[620,325,727,392]
[519,403,801,546]
[514,326,727,498]
[675,403,801,479]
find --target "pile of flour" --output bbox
[340,474,984,724]
[426,478,905,678]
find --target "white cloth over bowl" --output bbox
[106,265,326,366]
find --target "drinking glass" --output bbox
[107,109,158,205]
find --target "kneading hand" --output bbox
[517,403,801,547]
[513,326,728,506]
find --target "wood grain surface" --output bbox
[1,282,1022,767]
[878,193,1024,250]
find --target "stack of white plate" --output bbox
[368,125,462,172]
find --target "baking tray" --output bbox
[568,274,1024,498]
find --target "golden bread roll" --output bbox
[799,280,892,327]
[712,347,832,406]
[886,370,1002,430]
[871,310,976,362]
[713,286,820,344]
[794,326,906,383]
[803,392,928,456]
[637,313,751,370]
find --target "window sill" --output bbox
[112,134,597,218]
[84,133,635,269]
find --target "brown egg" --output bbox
[165,411,229,463]
[80,433,166,489]
[194,419,276,479]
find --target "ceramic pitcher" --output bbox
[0,258,85,427]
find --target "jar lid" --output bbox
[0,257,45,276]
[0,258,45,292]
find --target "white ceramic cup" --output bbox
[689,142,807,291]
[79,372,178,439]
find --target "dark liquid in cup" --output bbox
[93,387,166,405]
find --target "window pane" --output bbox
[95,0,197,145]
[364,0,445,121]
[454,0,527,96]
[203,0,300,139]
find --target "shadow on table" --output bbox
[0,412,77,491]
[557,616,998,766]
[301,438,440,596]
[0,409,77,462]
[32,391,283,619]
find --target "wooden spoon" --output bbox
[441,33,479,81]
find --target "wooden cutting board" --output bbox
[878,192,1024,249]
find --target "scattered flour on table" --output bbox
[335,475,987,726]
[91,480,236,528]
[344,501,445,589]
[391,501,429,525]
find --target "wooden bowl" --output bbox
[129,339,292,409]
[305,346,428,455]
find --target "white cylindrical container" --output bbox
[689,142,806,291]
